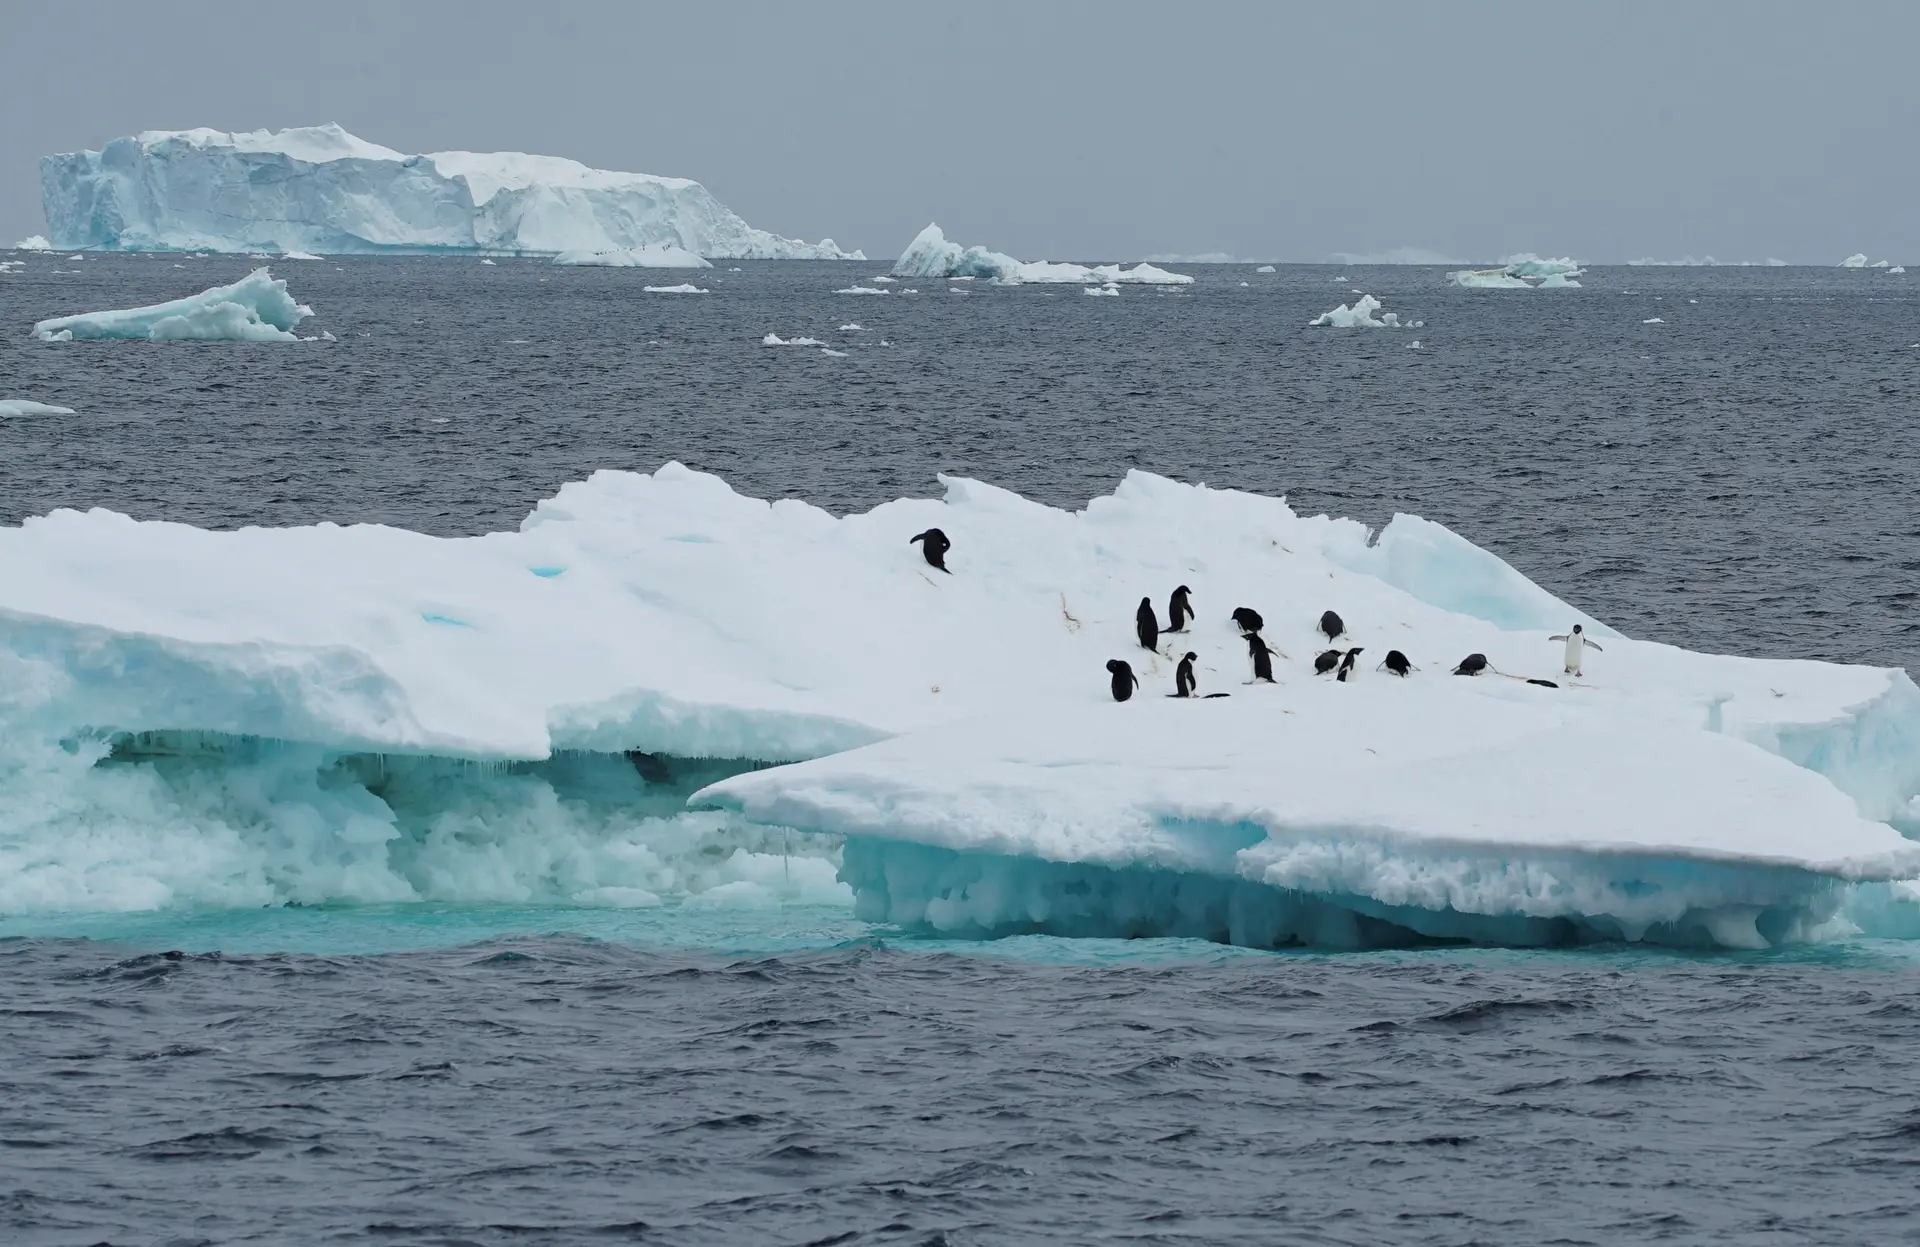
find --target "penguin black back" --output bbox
[1232,606,1264,635]
[1168,585,1193,633]
[1313,648,1343,675]
[1246,632,1276,682]
[909,528,951,572]
[1135,597,1159,651]
[1318,610,1345,642]
[1381,649,1412,677]
[1336,647,1364,682]
[1173,651,1198,698]
[1453,653,1488,676]
[1106,659,1140,702]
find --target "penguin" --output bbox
[909,528,951,573]
[1527,678,1560,688]
[1314,648,1343,676]
[1379,650,1414,677]
[1232,607,1264,635]
[1548,624,1604,676]
[1246,633,1276,683]
[1136,597,1160,651]
[1168,585,1194,633]
[1172,651,1198,698]
[1336,647,1364,682]
[1318,610,1346,643]
[1452,653,1489,676]
[1106,659,1140,702]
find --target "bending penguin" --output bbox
[1378,649,1415,677]
[1245,633,1277,683]
[1168,586,1194,633]
[1549,624,1603,677]
[1136,597,1160,651]
[1106,659,1141,702]
[1232,607,1264,635]
[909,528,951,573]
[1313,648,1343,676]
[1453,653,1489,677]
[1318,610,1346,643]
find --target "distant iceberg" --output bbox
[553,245,711,269]
[13,235,52,251]
[38,124,862,259]
[1890,266,1907,275]
[1308,293,1421,328]
[1840,253,1870,268]
[1448,253,1583,289]
[891,223,1193,286]
[1255,264,1276,273]
[33,267,311,342]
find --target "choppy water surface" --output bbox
[4,255,1920,1244]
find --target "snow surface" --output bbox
[31,267,311,342]
[642,283,706,294]
[1309,294,1421,329]
[4,464,1920,943]
[0,400,76,417]
[39,124,861,259]
[891,223,1193,286]
[552,245,710,269]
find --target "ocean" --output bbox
[3,255,1918,1244]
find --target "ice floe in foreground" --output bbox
[1309,293,1422,328]
[3,464,1919,944]
[0,399,76,417]
[892,223,1193,286]
[31,267,312,342]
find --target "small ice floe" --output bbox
[0,399,77,417]
[321,329,337,341]
[1239,281,1250,287]
[762,333,824,346]
[13,235,52,250]
[1084,283,1119,297]
[1888,266,1907,275]
[836,286,887,295]
[1408,340,1422,349]
[1309,293,1422,329]
[33,267,313,342]
[870,275,896,283]
[481,258,496,265]
[67,254,84,260]
[644,283,707,293]
[821,348,848,357]
[838,323,863,331]
[1643,317,1664,324]
[0,260,23,273]
[282,250,322,260]
[1255,264,1276,273]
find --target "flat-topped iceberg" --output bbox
[32,267,311,342]
[1448,254,1584,289]
[39,124,862,259]
[3,464,1918,940]
[891,223,1192,286]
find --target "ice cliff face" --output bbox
[39,124,862,259]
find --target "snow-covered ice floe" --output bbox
[642,283,706,294]
[31,267,311,342]
[4,464,1920,944]
[552,245,711,269]
[0,399,77,417]
[761,333,824,346]
[835,285,887,295]
[1448,254,1584,289]
[1255,264,1277,273]
[38,124,862,260]
[1309,293,1422,328]
[891,223,1193,286]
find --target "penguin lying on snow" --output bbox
[1549,624,1603,677]
[1136,597,1160,651]
[1168,586,1194,633]
[1379,650,1414,677]
[1452,653,1489,676]
[1318,610,1346,643]
[1313,649,1343,675]
[1107,659,1140,701]
[909,528,951,572]
[1232,607,1264,635]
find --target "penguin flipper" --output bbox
[1549,634,1568,642]
[1586,640,1604,651]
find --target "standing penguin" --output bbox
[1135,597,1160,651]
[1173,651,1198,698]
[1548,624,1604,676]
[1168,586,1194,633]
[1245,633,1277,683]
[1314,648,1343,675]
[1106,659,1140,702]
[909,528,952,573]
[1318,610,1346,643]
[1232,607,1264,635]
[1452,653,1489,676]
[1336,647,1364,682]
[1379,650,1414,677]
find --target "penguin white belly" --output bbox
[1563,634,1584,671]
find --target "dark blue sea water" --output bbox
[3,255,1920,1245]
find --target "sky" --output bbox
[2,0,1915,264]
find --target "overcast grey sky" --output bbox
[3,1,1914,263]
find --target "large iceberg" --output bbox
[32,267,311,342]
[3,464,1918,944]
[38,124,862,259]
[891,223,1192,286]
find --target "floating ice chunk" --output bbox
[281,250,322,260]
[642,283,707,293]
[14,235,52,250]
[761,333,824,346]
[1309,293,1421,328]
[1408,339,1421,348]
[1840,253,1870,268]
[32,267,312,342]
[0,399,77,417]
[38,124,861,259]
[1870,260,1891,268]
[1887,266,1906,275]
[481,258,496,265]
[869,275,896,283]
[1084,284,1119,296]
[552,245,711,269]
[1255,264,1276,273]
[890,223,1192,285]
[836,286,888,295]
[838,323,863,331]
[820,348,848,357]
[1239,281,1249,286]
[1643,317,1664,324]
[1448,268,1535,289]
[0,260,23,273]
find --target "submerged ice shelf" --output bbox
[39,124,860,259]
[3,465,1918,946]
